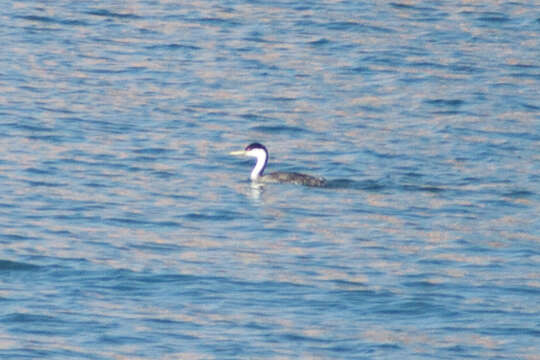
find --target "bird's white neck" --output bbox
[247,148,268,180]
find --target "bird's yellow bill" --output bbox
[229,150,246,156]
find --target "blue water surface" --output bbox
[1,1,539,359]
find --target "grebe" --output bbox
[230,143,326,187]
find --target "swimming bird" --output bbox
[230,143,326,187]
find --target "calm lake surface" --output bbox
[1,1,539,359]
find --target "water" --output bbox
[1,1,539,358]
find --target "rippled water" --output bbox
[1,1,539,359]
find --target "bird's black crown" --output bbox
[245,143,267,152]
